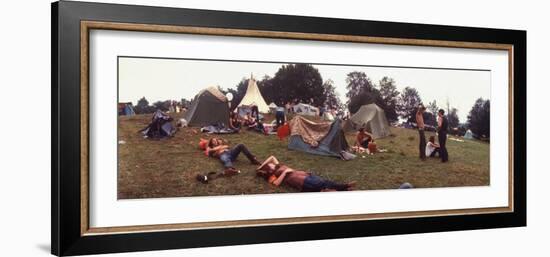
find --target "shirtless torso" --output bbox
[273,164,309,190]
[208,145,229,158]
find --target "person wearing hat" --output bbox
[256,156,356,192]
[416,104,427,160]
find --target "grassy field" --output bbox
[117,113,489,199]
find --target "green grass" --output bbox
[117,113,489,199]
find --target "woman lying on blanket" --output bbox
[256,156,356,192]
[207,137,261,175]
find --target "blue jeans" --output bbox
[301,175,349,192]
[219,144,255,168]
[275,111,285,127]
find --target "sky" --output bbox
[118,57,491,122]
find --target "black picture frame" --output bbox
[51,1,526,256]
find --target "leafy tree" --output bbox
[447,107,460,129]
[180,98,191,108]
[257,75,276,104]
[348,90,380,114]
[345,71,375,101]
[467,98,490,138]
[427,100,438,120]
[397,87,422,122]
[322,79,341,109]
[134,97,154,114]
[378,77,400,122]
[420,100,439,128]
[423,112,437,129]
[268,64,325,106]
[345,71,380,114]
[152,100,170,112]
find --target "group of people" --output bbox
[202,137,356,192]
[198,103,451,192]
[228,108,267,134]
[416,104,449,162]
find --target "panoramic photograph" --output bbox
[117,56,491,199]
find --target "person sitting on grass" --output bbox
[425,136,440,158]
[228,111,241,130]
[356,128,374,148]
[354,128,377,154]
[256,156,356,192]
[207,137,261,175]
[243,112,266,134]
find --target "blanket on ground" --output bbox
[288,116,332,147]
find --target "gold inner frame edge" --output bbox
[80,20,515,236]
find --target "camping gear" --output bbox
[140,110,176,139]
[184,86,230,127]
[277,123,290,140]
[339,151,356,161]
[343,104,391,139]
[287,116,352,158]
[292,103,319,117]
[196,170,240,184]
[288,116,332,146]
[176,118,188,127]
[368,142,377,153]
[118,102,135,116]
[199,138,208,150]
[200,123,239,134]
[236,75,270,113]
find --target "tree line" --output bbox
[131,63,490,138]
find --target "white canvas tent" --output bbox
[292,103,319,116]
[268,102,278,113]
[236,75,270,113]
[464,129,474,139]
[343,104,391,138]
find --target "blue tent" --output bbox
[288,118,350,158]
[123,105,135,116]
[118,102,135,116]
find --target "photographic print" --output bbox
[117,57,491,199]
[53,3,525,254]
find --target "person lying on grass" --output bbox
[425,136,441,158]
[256,156,356,192]
[207,137,261,175]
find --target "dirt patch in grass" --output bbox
[117,113,489,199]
